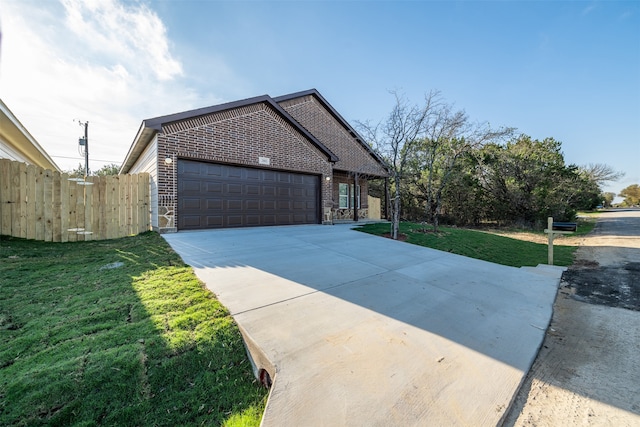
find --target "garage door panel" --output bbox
[246,215,261,226]
[227,168,242,178]
[182,180,201,193]
[228,183,242,194]
[278,200,291,210]
[278,173,290,183]
[227,216,243,226]
[207,199,223,210]
[182,162,201,175]
[278,187,291,197]
[178,159,319,230]
[205,164,223,176]
[246,200,260,210]
[293,214,308,223]
[262,215,276,225]
[182,215,202,227]
[183,198,201,210]
[206,216,224,227]
[206,182,223,193]
[227,199,242,210]
[277,214,292,223]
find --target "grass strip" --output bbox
[356,220,595,267]
[0,232,267,426]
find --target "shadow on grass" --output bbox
[0,232,266,426]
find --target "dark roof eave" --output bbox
[121,95,338,170]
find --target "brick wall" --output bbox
[155,102,333,231]
[278,95,387,177]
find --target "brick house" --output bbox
[120,89,388,232]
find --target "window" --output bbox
[339,183,361,209]
[339,183,349,209]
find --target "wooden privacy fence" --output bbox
[0,159,150,242]
[367,196,381,220]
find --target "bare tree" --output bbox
[581,163,625,186]
[357,91,439,239]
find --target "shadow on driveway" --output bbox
[164,224,561,426]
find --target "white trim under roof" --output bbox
[0,98,61,171]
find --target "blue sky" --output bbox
[1,0,638,197]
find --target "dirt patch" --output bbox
[564,264,640,311]
[477,229,584,246]
[504,210,640,426]
[382,232,408,242]
[571,259,599,268]
[503,286,640,426]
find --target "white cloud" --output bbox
[61,0,183,81]
[0,0,206,172]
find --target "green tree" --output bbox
[65,163,120,177]
[438,151,488,226]
[477,135,595,226]
[602,192,616,208]
[619,184,640,206]
[66,163,86,178]
[414,125,512,232]
[95,163,121,176]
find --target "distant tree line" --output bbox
[66,163,121,177]
[619,184,640,207]
[359,91,624,236]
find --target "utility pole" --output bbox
[78,121,89,177]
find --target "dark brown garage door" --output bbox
[177,159,319,230]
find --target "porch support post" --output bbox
[354,173,359,222]
[384,177,390,220]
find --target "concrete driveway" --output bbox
[163,224,564,426]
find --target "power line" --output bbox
[50,155,122,164]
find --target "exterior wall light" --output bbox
[325,176,331,181]
[164,157,173,164]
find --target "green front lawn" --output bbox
[0,232,267,426]
[356,221,594,267]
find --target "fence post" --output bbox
[138,174,148,233]
[43,169,53,242]
[34,166,45,241]
[60,173,70,242]
[67,178,78,242]
[0,159,11,236]
[26,164,37,240]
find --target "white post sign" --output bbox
[543,216,577,265]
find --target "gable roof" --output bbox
[0,98,61,171]
[274,89,388,172]
[120,94,338,174]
